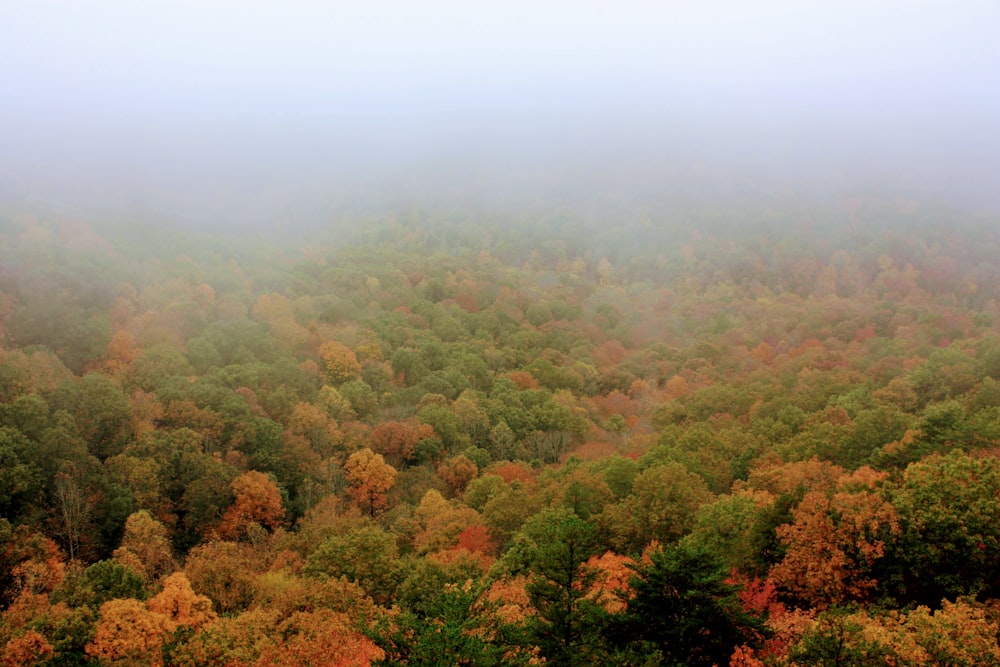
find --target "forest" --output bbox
[3,197,1000,666]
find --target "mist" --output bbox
[2,1,998,232]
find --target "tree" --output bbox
[218,471,285,540]
[788,601,1000,667]
[540,465,614,521]
[343,449,396,517]
[318,341,361,385]
[1,629,54,667]
[368,419,435,468]
[682,488,776,574]
[373,582,527,667]
[65,373,133,459]
[52,463,98,562]
[599,463,712,553]
[884,451,1000,605]
[607,543,764,667]
[481,484,542,552]
[770,468,899,609]
[286,401,344,458]
[582,551,634,614]
[395,551,488,615]
[437,455,478,498]
[4,525,66,598]
[104,455,163,514]
[304,526,402,604]
[146,572,215,631]
[0,427,42,522]
[787,610,893,667]
[113,510,175,583]
[412,491,484,555]
[86,598,172,667]
[165,607,279,667]
[184,541,258,614]
[256,609,384,667]
[57,559,147,609]
[252,293,310,350]
[518,509,605,667]
[339,379,379,419]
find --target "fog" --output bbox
[2,1,998,232]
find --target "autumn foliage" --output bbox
[219,471,286,539]
[5,205,1000,664]
[343,448,397,517]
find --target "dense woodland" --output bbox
[3,198,1000,666]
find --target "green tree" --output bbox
[599,463,712,553]
[339,379,378,419]
[607,543,764,666]
[304,525,402,604]
[883,451,1000,605]
[682,489,775,574]
[0,427,42,520]
[57,373,132,459]
[518,508,606,667]
[373,581,528,667]
[54,559,148,609]
[789,611,891,667]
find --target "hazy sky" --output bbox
[2,1,998,224]
[4,1,997,115]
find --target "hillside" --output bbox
[3,200,1000,665]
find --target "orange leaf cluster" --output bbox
[219,471,286,540]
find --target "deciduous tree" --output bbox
[771,468,899,608]
[219,471,285,540]
[146,572,215,631]
[113,510,175,583]
[1,629,54,667]
[318,341,361,385]
[86,598,171,667]
[343,449,396,517]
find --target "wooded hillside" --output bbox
[3,199,1000,666]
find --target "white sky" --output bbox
[2,0,997,116]
[1,1,999,222]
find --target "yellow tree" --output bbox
[113,510,175,583]
[412,490,483,554]
[166,607,279,667]
[318,341,361,385]
[252,293,309,350]
[665,374,690,399]
[102,330,138,379]
[343,448,396,517]
[146,572,216,631]
[184,541,260,614]
[786,600,1000,666]
[287,401,343,458]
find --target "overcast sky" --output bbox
[2,1,998,225]
[4,1,997,114]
